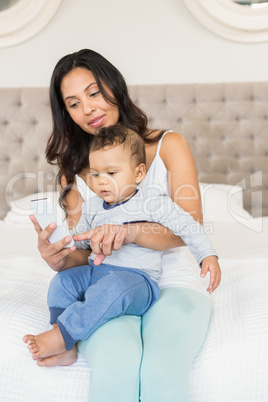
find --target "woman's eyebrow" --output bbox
[64,83,96,102]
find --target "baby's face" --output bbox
[89,144,144,205]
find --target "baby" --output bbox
[23,124,220,362]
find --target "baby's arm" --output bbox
[149,195,216,262]
[148,193,221,292]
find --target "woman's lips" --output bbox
[88,115,105,128]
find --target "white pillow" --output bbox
[4,191,64,225]
[199,182,251,223]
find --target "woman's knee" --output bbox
[79,315,142,369]
[142,287,210,346]
[140,287,210,401]
[78,315,142,402]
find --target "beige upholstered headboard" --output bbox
[1,82,267,219]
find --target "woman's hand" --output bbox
[200,256,222,294]
[29,215,77,271]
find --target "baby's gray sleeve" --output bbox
[147,195,217,265]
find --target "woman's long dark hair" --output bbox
[46,49,163,204]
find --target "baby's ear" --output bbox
[135,163,146,184]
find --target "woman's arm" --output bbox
[159,132,221,292]
[72,222,179,259]
[60,175,84,230]
[160,131,203,222]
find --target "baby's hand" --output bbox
[200,255,221,294]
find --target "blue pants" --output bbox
[47,261,159,351]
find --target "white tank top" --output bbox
[75,131,208,298]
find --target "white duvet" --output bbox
[0,215,268,401]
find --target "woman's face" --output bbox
[61,67,120,135]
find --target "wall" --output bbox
[1,0,268,87]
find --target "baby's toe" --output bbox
[23,335,32,344]
[32,354,41,360]
[24,335,36,345]
[29,344,40,354]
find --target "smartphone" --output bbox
[29,198,74,248]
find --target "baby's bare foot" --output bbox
[23,326,66,359]
[37,346,78,367]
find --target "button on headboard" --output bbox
[1,83,267,219]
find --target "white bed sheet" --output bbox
[0,218,268,401]
[0,222,91,401]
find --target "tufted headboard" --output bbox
[1,82,267,219]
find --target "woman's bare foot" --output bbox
[23,326,66,359]
[37,345,78,367]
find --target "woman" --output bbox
[30,49,221,401]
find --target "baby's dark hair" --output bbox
[89,124,146,166]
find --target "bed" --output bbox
[0,83,268,401]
